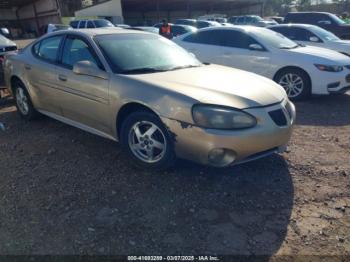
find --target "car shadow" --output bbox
[0,106,294,258]
[295,93,350,127]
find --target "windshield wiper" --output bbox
[167,65,201,71]
[120,67,167,74]
[121,65,201,74]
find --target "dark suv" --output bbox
[284,12,350,39]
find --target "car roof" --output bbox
[42,28,152,38]
[177,19,196,22]
[269,24,316,29]
[198,25,263,33]
[287,11,331,15]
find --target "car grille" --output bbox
[4,46,17,52]
[269,109,287,127]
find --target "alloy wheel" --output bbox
[128,121,167,163]
[278,73,304,98]
[16,87,29,115]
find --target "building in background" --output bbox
[73,0,264,26]
[122,0,264,25]
[0,0,265,38]
[74,0,124,24]
[0,0,62,38]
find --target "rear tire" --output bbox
[13,80,39,120]
[275,68,311,100]
[120,111,176,170]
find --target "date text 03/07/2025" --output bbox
[127,256,220,261]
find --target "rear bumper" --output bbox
[162,100,295,167]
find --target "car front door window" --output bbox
[61,37,98,69]
[184,31,223,46]
[36,35,63,62]
[222,30,260,49]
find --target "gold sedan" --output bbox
[3,29,295,169]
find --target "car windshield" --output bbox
[95,34,201,74]
[311,26,340,41]
[252,16,263,22]
[252,28,299,49]
[208,21,222,26]
[329,13,346,25]
[94,20,114,27]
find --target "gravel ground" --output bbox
[0,93,349,257]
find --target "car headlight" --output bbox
[192,104,257,130]
[315,64,343,72]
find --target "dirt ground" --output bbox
[0,92,349,258]
[0,39,349,259]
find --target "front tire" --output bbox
[275,68,311,100]
[120,111,176,170]
[13,80,39,120]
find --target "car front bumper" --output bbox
[311,68,350,95]
[162,99,296,167]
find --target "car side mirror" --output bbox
[249,44,264,51]
[0,28,9,36]
[318,20,331,25]
[309,36,320,42]
[73,61,108,80]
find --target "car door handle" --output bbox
[24,64,31,70]
[58,75,67,82]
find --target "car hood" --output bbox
[332,39,350,46]
[0,35,16,47]
[286,45,350,64]
[126,64,287,109]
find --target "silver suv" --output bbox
[69,19,114,29]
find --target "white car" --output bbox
[43,24,72,35]
[0,34,17,98]
[174,26,350,99]
[0,34,17,57]
[269,24,350,57]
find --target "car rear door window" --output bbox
[271,27,290,37]
[245,16,253,23]
[222,30,259,49]
[70,21,78,29]
[87,21,95,28]
[36,35,63,62]
[79,21,86,29]
[183,30,223,46]
[197,21,209,29]
[172,26,186,36]
[236,17,245,24]
[61,37,98,69]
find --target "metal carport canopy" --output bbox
[122,0,263,12]
[0,0,37,9]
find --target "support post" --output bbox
[32,2,40,36]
